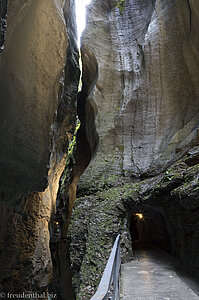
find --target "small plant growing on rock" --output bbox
[60,119,81,191]
[116,0,126,15]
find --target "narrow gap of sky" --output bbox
[75,0,92,47]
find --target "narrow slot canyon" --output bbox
[0,0,199,299]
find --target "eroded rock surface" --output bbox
[0,0,79,292]
[78,0,199,187]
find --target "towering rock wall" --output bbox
[48,43,99,300]
[78,0,199,189]
[0,0,79,293]
[67,0,199,298]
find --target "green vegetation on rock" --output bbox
[60,119,81,191]
[116,0,126,15]
[68,146,199,299]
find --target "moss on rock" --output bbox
[68,146,199,299]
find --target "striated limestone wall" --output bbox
[78,0,199,189]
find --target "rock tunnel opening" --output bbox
[129,206,171,254]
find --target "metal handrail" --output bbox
[90,234,121,300]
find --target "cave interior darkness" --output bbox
[129,206,171,254]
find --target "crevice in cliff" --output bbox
[47,1,82,298]
[49,33,99,300]
[187,0,192,34]
[75,0,92,46]
[0,0,84,293]
[64,44,99,225]
[50,0,199,298]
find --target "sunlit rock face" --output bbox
[79,0,199,186]
[0,0,79,292]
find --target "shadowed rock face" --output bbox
[0,0,67,192]
[0,0,79,292]
[73,45,99,185]
[78,0,199,185]
[47,45,99,299]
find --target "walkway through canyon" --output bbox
[121,247,199,300]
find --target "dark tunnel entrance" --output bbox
[129,206,171,254]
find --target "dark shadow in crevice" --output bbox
[71,45,99,185]
[49,45,99,300]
